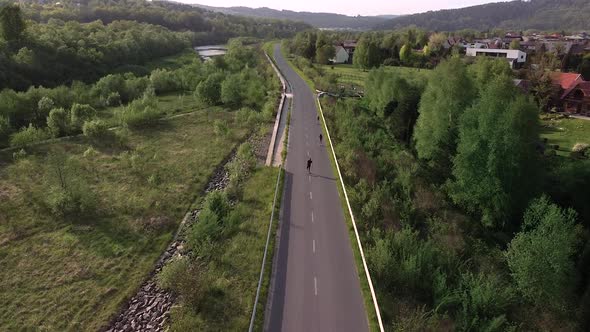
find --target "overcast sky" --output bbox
[182,0,512,16]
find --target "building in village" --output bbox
[465,48,527,69]
[330,40,357,64]
[549,72,590,114]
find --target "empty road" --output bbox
[265,44,369,332]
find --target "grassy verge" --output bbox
[167,167,280,330]
[319,64,431,89]
[253,167,284,330]
[278,46,380,332]
[0,109,250,331]
[541,115,590,157]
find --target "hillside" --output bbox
[377,0,590,31]
[193,4,395,30]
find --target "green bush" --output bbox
[47,107,70,137]
[505,196,581,311]
[0,114,12,141]
[456,272,516,331]
[157,257,190,291]
[118,105,161,128]
[10,124,51,147]
[82,120,111,142]
[70,104,96,130]
[226,143,256,198]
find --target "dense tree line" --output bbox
[285,29,448,70]
[193,4,391,30]
[0,4,191,90]
[20,0,310,42]
[377,0,590,31]
[319,57,590,329]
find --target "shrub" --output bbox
[70,104,96,130]
[82,120,111,142]
[226,143,256,198]
[0,115,12,141]
[157,257,190,291]
[118,106,161,128]
[37,96,55,117]
[12,148,27,160]
[213,120,230,138]
[47,107,70,137]
[505,196,581,311]
[105,92,121,107]
[10,124,51,147]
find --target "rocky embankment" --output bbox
[104,133,269,332]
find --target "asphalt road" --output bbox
[265,44,369,332]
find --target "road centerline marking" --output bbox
[314,277,318,296]
[313,240,316,253]
[309,191,312,200]
[311,211,314,223]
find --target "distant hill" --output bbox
[376,0,590,31]
[193,4,396,30]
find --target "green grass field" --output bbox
[0,106,251,331]
[541,116,590,156]
[145,49,201,71]
[321,64,431,89]
[169,166,280,331]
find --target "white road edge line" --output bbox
[314,277,318,296]
[317,94,385,332]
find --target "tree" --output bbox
[47,108,70,137]
[70,104,96,130]
[12,47,35,66]
[354,36,380,70]
[316,44,335,65]
[0,4,26,45]
[220,74,243,108]
[505,196,581,310]
[195,73,224,106]
[469,57,513,93]
[448,77,540,227]
[365,69,421,145]
[37,97,55,119]
[428,32,447,55]
[413,58,476,171]
[509,39,521,50]
[399,44,412,64]
[579,55,590,81]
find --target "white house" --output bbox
[465,48,527,69]
[331,46,350,64]
[460,42,488,49]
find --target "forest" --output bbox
[377,0,590,31]
[284,42,590,329]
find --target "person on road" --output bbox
[307,158,313,174]
[319,134,323,144]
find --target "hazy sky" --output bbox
[183,0,512,16]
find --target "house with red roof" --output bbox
[549,72,590,114]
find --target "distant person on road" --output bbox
[319,134,323,144]
[307,158,313,174]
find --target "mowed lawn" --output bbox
[321,64,431,89]
[0,108,250,331]
[541,116,590,156]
